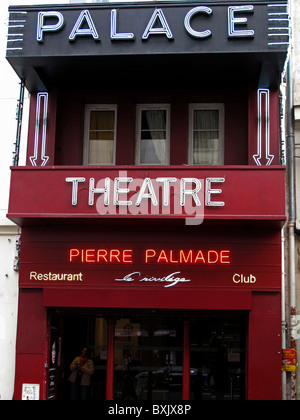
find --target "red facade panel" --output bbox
[247,293,282,400]
[19,226,281,294]
[14,289,48,401]
[8,166,286,225]
[14,226,282,400]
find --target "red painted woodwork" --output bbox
[12,219,284,400]
[13,224,283,400]
[13,287,282,400]
[18,225,281,293]
[106,320,115,401]
[23,88,282,168]
[7,166,286,225]
[27,88,250,167]
[13,289,48,401]
[182,321,190,400]
[43,288,253,310]
[247,292,282,400]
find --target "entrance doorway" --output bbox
[48,310,246,400]
[114,314,184,400]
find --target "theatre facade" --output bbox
[6,0,288,400]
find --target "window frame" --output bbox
[135,104,170,166]
[188,103,225,165]
[83,104,117,166]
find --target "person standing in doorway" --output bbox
[69,347,94,400]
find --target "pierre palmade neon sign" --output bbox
[69,247,231,288]
[69,248,231,265]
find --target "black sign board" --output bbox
[6,1,289,91]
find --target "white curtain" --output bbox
[89,110,115,164]
[141,110,166,164]
[193,110,219,165]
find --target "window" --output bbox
[136,105,170,165]
[189,104,224,165]
[84,105,117,165]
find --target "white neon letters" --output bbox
[110,9,134,41]
[228,5,255,38]
[36,6,255,43]
[37,11,64,43]
[69,10,99,41]
[29,92,49,166]
[66,177,86,205]
[253,89,274,166]
[142,9,174,40]
[184,6,213,39]
[65,176,225,209]
[205,178,225,207]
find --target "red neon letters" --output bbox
[69,248,133,263]
[145,249,230,264]
[69,248,231,264]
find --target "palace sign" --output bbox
[7,2,289,57]
[35,6,255,43]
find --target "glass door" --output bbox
[190,314,246,400]
[54,310,246,400]
[113,315,183,400]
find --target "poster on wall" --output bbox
[22,384,40,400]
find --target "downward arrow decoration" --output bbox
[253,88,274,166]
[29,92,49,166]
